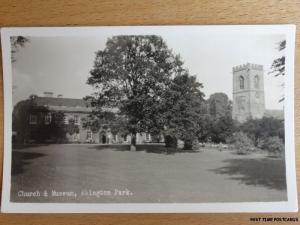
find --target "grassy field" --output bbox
[10,144,287,203]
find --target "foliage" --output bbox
[81,114,102,133]
[164,135,178,148]
[65,118,79,135]
[260,136,284,157]
[12,95,67,143]
[196,114,213,143]
[269,40,286,77]
[210,115,236,143]
[183,138,200,151]
[10,36,29,63]
[86,35,185,148]
[269,40,286,102]
[13,95,39,143]
[239,117,284,146]
[161,73,206,150]
[197,92,235,144]
[81,110,129,138]
[109,116,129,136]
[231,132,255,154]
[208,92,232,118]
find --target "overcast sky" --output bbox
[12,33,285,109]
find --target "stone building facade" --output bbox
[16,92,155,144]
[232,63,284,123]
[232,63,266,122]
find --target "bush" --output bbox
[183,139,200,150]
[164,135,178,148]
[239,117,284,147]
[210,116,236,144]
[231,132,255,154]
[260,136,284,157]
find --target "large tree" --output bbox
[161,73,206,150]
[87,35,184,150]
[207,92,235,143]
[208,92,232,118]
[210,115,236,143]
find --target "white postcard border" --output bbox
[0,25,297,213]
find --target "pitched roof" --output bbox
[33,97,92,113]
[34,97,90,107]
[32,96,118,113]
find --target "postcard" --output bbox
[0,25,297,213]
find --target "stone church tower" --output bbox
[232,63,265,122]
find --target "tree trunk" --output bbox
[130,133,137,151]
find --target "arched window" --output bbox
[239,76,244,89]
[254,75,259,88]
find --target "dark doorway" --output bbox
[102,135,106,144]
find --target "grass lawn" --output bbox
[10,144,287,203]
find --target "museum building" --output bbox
[17,92,153,144]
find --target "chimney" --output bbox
[43,92,53,98]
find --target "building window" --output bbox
[29,114,37,125]
[113,134,117,142]
[64,116,69,124]
[87,131,92,140]
[44,114,51,124]
[146,133,151,142]
[74,115,80,125]
[254,75,259,89]
[239,76,244,89]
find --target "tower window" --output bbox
[254,75,259,88]
[239,76,244,89]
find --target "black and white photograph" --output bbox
[0,26,297,213]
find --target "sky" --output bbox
[12,32,285,109]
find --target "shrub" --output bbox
[239,117,284,147]
[164,135,178,148]
[231,132,255,154]
[260,136,284,157]
[183,139,200,150]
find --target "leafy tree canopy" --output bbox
[86,35,186,148]
[208,92,232,118]
[162,73,206,148]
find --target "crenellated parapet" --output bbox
[232,63,263,72]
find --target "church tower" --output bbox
[232,63,265,123]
